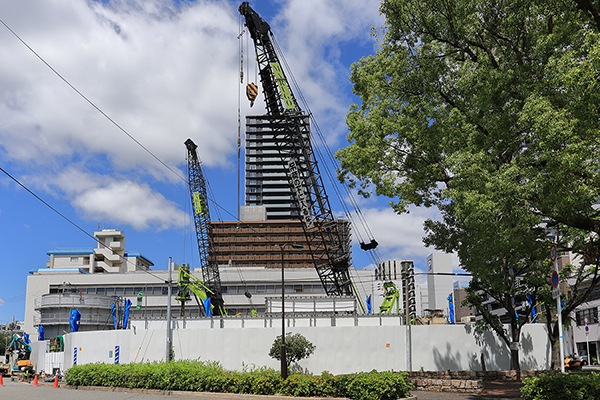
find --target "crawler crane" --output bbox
[239,2,353,296]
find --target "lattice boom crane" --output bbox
[239,2,353,296]
[184,138,225,315]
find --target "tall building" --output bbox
[244,115,310,221]
[426,253,454,311]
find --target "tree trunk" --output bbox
[544,305,561,370]
[549,324,561,370]
[510,325,521,375]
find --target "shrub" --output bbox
[343,371,412,400]
[521,372,600,400]
[65,362,412,400]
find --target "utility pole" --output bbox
[166,258,173,362]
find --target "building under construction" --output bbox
[211,219,351,270]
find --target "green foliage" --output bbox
[337,0,600,369]
[65,362,412,400]
[268,333,315,369]
[521,372,600,400]
[341,371,412,400]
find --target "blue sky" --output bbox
[0,0,456,324]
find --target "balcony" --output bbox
[35,294,114,311]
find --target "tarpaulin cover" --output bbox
[70,309,81,332]
[38,326,44,341]
[366,295,372,314]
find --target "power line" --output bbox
[0,166,167,284]
[0,18,185,184]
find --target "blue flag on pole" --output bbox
[111,303,117,329]
[526,295,538,323]
[447,294,455,324]
[38,325,44,341]
[204,298,212,316]
[366,295,372,314]
[123,299,132,329]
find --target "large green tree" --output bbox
[337,0,600,370]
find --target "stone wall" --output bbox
[408,370,552,393]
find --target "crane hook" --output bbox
[246,82,258,107]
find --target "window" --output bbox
[576,308,598,326]
[70,257,78,262]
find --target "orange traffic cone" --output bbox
[53,374,58,388]
[0,373,4,386]
[33,374,38,386]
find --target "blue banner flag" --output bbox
[123,299,132,329]
[447,294,455,325]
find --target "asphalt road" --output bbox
[0,379,214,400]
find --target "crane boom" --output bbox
[239,2,353,296]
[185,138,225,315]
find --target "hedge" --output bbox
[521,372,600,400]
[65,361,412,400]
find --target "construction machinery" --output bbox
[379,282,400,314]
[175,262,215,316]
[239,2,353,296]
[3,333,33,376]
[184,138,225,315]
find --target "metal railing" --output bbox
[33,312,112,326]
[35,294,114,310]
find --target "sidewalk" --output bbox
[413,380,523,400]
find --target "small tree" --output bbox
[269,333,315,370]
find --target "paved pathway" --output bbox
[414,380,523,400]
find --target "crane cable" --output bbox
[235,19,251,300]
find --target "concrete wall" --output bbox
[34,321,551,375]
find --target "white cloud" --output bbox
[27,167,186,231]
[358,206,439,259]
[0,0,241,175]
[268,0,383,146]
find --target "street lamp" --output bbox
[278,242,303,380]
